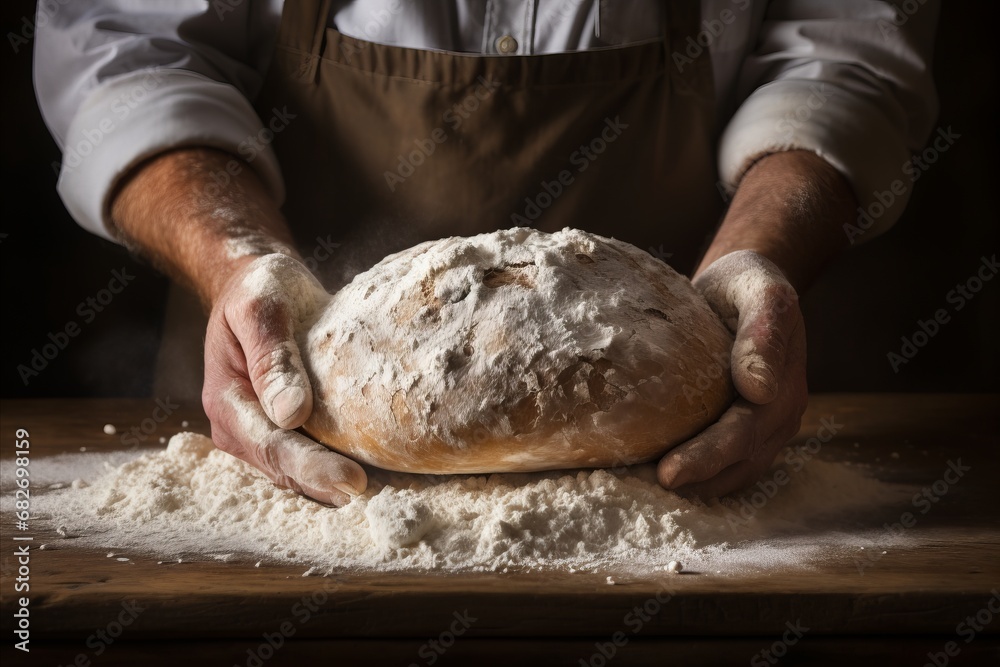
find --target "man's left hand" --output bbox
[656,249,809,498]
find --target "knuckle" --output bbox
[249,345,291,386]
[758,321,787,357]
[258,441,304,495]
[747,429,770,460]
[765,295,800,330]
[238,295,290,340]
[253,438,296,490]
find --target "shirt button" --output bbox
[496,34,518,54]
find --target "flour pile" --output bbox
[18,433,908,574]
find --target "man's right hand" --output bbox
[111,148,366,505]
[202,253,367,506]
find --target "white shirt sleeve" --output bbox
[33,0,284,241]
[717,0,939,241]
[36,1,939,244]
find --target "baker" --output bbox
[35,1,938,505]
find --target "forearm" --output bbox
[110,148,297,306]
[697,150,856,293]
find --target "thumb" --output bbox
[228,255,327,429]
[247,330,314,430]
[694,251,800,404]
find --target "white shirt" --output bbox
[33,1,939,242]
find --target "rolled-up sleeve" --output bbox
[718,0,939,240]
[34,1,284,242]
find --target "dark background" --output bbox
[1,0,997,399]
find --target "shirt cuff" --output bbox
[718,79,911,242]
[56,69,285,242]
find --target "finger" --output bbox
[210,427,351,507]
[214,383,367,505]
[657,396,799,490]
[228,255,330,430]
[230,296,314,430]
[657,401,757,489]
[672,431,788,501]
[730,282,800,404]
[674,459,757,501]
[693,251,799,404]
[271,429,367,506]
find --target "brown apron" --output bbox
[155,1,722,400]
[257,0,722,288]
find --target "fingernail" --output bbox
[664,476,687,490]
[271,385,305,425]
[333,481,361,498]
[658,458,685,489]
[747,362,775,391]
[323,487,352,507]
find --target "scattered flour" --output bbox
[4,432,912,574]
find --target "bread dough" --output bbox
[301,228,734,474]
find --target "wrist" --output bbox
[698,150,856,292]
[110,147,300,307]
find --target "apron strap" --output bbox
[275,0,332,82]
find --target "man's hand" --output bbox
[203,254,367,506]
[111,148,367,505]
[656,150,856,499]
[657,250,807,498]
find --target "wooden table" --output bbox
[2,395,998,666]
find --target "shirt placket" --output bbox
[482,0,536,55]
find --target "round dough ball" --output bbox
[301,228,734,474]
